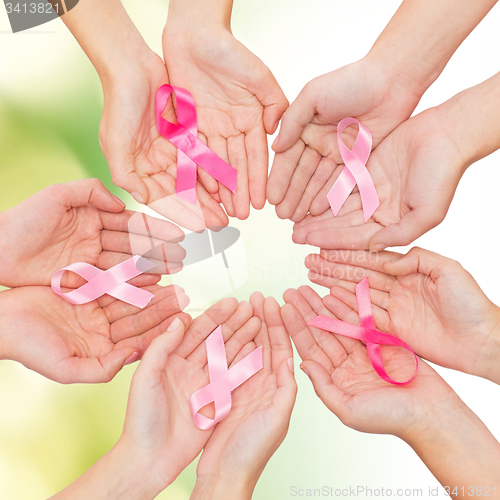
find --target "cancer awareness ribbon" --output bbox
[327,118,380,222]
[189,325,263,430]
[307,278,418,385]
[156,85,238,204]
[51,256,155,309]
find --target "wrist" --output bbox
[191,473,256,500]
[472,304,500,385]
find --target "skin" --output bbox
[50,297,296,499]
[0,179,186,288]
[0,283,191,383]
[281,287,500,496]
[163,0,289,220]
[305,247,500,384]
[62,0,229,230]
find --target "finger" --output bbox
[309,162,346,216]
[249,291,271,372]
[290,156,337,223]
[96,250,183,276]
[197,132,219,194]
[174,298,239,359]
[229,341,257,368]
[383,246,453,280]
[267,139,305,205]
[61,178,126,213]
[299,222,381,250]
[271,357,297,416]
[189,301,255,365]
[280,302,334,372]
[272,85,315,153]
[225,134,248,219]
[266,296,294,372]
[109,288,190,343]
[223,316,262,367]
[305,254,396,292]
[319,249,403,273]
[135,318,186,374]
[369,208,444,252]
[59,347,138,384]
[245,126,269,210]
[258,74,289,136]
[275,146,322,220]
[300,360,347,419]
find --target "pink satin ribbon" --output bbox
[327,118,380,222]
[307,278,418,385]
[51,256,155,309]
[189,325,263,430]
[156,84,238,204]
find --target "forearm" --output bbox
[366,0,498,95]
[61,0,155,84]
[166,0,233,32]
[191,474,256,500]
[436,71,500,167]
[49,441,164,500]
[403,398,500,495]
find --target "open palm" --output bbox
[268,58,422,223]
[282,285,456,437]
[163,27,288,219]
[292,106,466,250]
[1,284,190,383]
[100,53,228,229]
[305,247,500,378]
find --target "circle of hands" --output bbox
[5,9,500,498]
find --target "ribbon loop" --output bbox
[307,278,418,385]
[156,85,237,204]
[189,325,263,430]
[51,256,155,309]
[327,118,380,222]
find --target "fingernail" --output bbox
[272,133,280,149]
[287,358,295,373]
[167,317,181,331]
[370,244,386,253]
[131,191,144,204]
[123,352,139,366]
[112,195,126,207]
[300,365,309,377]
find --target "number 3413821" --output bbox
[445,486,497,497]
[5,3,59,14]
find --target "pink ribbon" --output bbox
[51,256,155,309]
[189,325,263,430]
[156,84,238,204]
[307,278,418,385]
[327,118,380,222]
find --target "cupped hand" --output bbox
[99,53,229,229]
[305,247,500,381]
[118,298,264,491]
[193,293,297,497]
[267,57,422,223]
[0,179,188,288]
[0,283,191,384]
[281,285,458,438]
[292,105,466,249]
[163,25,288,219]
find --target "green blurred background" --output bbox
[3,0,500,498]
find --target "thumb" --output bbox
[107,152,150,205]
[272,83,315,153]
[61,347,138,384]
[63,178,126,213]
[369,208,442,252]
[138,317,185,373]
[382,246,447,279]
[271,358,298,414]
[252,66,289,135]
[300,360,346,418]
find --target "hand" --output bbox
[291,105,467,249]
[0,284,191,384]
[281,285,456,437]
[118,298,263,492]
[0,179,186,288]
[163,23,288,219]
[100,53,229,229]
[305,247,500,383]
[267,57,422,223]
[192,293,297,499]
